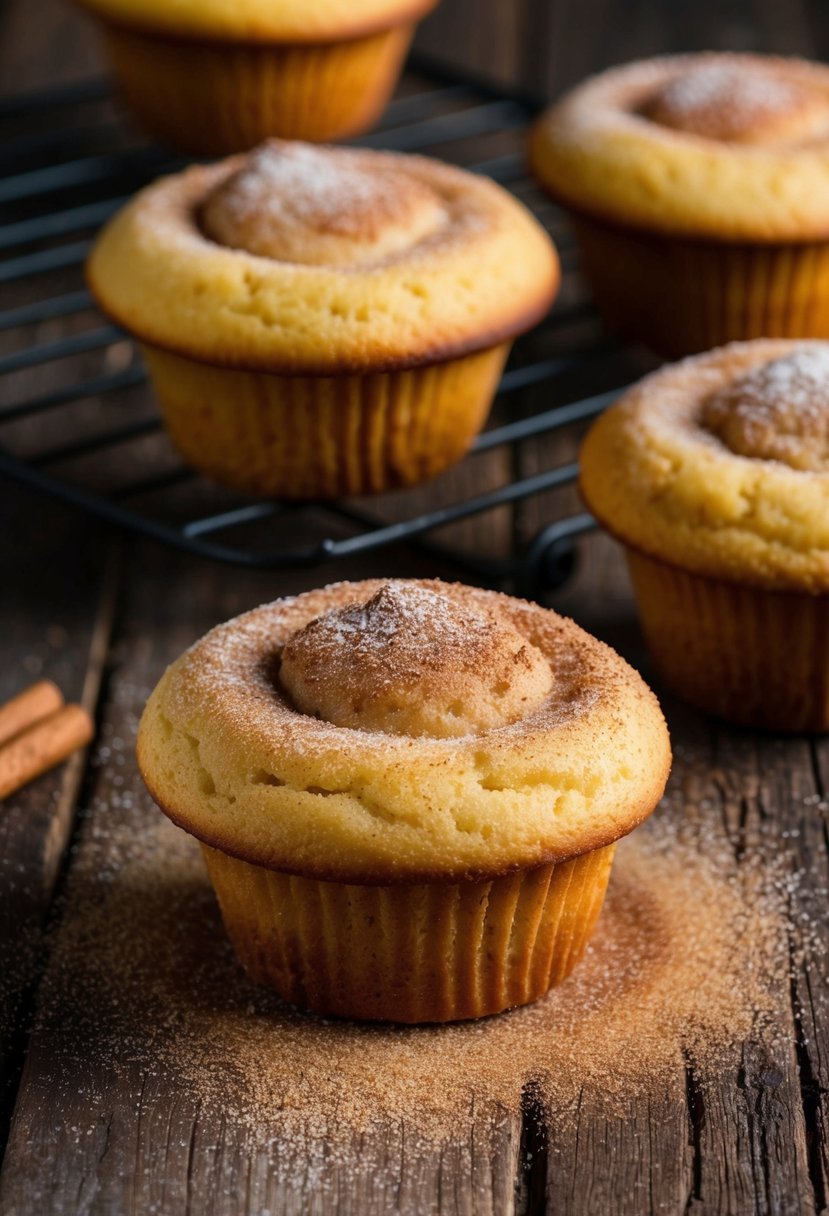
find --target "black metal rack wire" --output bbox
[0,56,643,597]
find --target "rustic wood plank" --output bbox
[666,717,818,1216]
[0,482,114,1149]
[535,534,825,1216]
[0,540,524,1216]
[420,0,824,101]
[3,2,829,1213]
[534,1074,692,1215]
[415,0,522,92]
[0,0,100,95]
[2,527,825,1215]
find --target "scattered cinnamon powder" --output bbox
[30,703,807,1158]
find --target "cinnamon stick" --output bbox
[0,704,94,800]
[0,679,63,748]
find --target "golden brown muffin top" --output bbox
[531,53,829,241]
[137,580,670,882]
[279,582,554,738]
[88,142,559,375]
[640,57,829,144]
[200,142,450,268]
[76,0,436,42]
[580,340,829,592]
[701,348,829,472]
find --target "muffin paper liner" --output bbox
[626,548,829,732]
[98,20,414,154]
[201,841,617,1023]
[569,211,829,358]
[141,342,509,499]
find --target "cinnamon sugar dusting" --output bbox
[145,579,667,883]
[279,582,553,738]
[290,581,492,655]
[37,777,797,1151]
[702,347,829,471]
[200,140,448,267]
[641,58,829,144]
[168,579,609,755]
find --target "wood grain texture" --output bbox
[0,540,524,1216]
[0,0,99,95]
[2,0,829,1213]
[417,0,821,97]
[662,716,818,1216]
[0,484,113,1152]
[2,523,828,1216]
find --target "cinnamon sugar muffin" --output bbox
[580,339,829,731]
[137,579,670,1023]
[88,141,559,499]
[532,53,829,357]
[74,0,439,154]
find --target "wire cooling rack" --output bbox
[0,55,649,596]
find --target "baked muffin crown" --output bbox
[279,582,554,738]
[137,580,670,882]
[76,0,436,42]
[200,141,450,268]
[640,57,829,145]
[88,142,559,375]
[531,53,829,242]
[580,340,829,592]
[701,348,829,472]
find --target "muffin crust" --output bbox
[88,142,559,374]
[138,580,670,882]
[531,53,829,241]
[580,340,829,591]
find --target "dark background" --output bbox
[2,0,828,102]
[418,0,829,96]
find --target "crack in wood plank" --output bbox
[683,1050,705,1215]
[789,943,828,1216]
[0,535,118,1165]
[515,1080,549,1216]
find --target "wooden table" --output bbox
[1,3,828,1213]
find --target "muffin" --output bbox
[137,579,670,1023]
[87,141,559,499]
[580,340,829,731]
[75,0,440,154]
[531,53,829,357]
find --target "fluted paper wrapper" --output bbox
[570,211,829,358]
[142,342,508,499]
[626,548,829,732]
[201,842,617,1023]
[98,20,414,155]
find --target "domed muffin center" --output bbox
[200,141,449,268]
[640,59,829,144]
[701,348,829,471]
[278,582,553,739]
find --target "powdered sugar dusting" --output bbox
[661,61,801,118]
[642,58,829,143]
[199,141,449,266]
[734,345,829,407]
[703,347,829,471]
[278,582,555,738]
[297,582,492,660]
[218,142,387,229]
[166,580,605,754]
